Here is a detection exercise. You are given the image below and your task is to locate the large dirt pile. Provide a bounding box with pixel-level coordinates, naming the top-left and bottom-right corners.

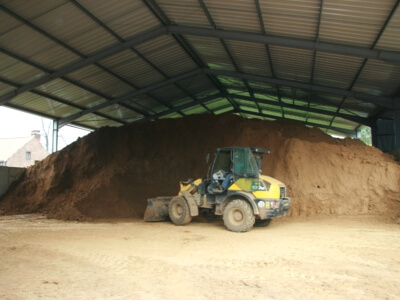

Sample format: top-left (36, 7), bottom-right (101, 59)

top-left (1, 114), bottom-right (399, 220)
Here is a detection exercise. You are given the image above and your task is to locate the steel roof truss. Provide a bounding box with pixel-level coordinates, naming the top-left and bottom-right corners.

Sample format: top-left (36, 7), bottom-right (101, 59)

top-left (167, 25), bottom-right (400, 63)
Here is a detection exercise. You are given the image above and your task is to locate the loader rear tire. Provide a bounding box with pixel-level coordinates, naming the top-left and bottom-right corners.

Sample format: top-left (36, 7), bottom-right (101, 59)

top-left (223, 199), bottom-right (255, 232)
top-left (169, 196), bottom-right (192, 225)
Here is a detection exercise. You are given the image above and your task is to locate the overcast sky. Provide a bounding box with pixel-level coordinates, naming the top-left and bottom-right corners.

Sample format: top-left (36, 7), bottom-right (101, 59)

top-left (0, 107), bottom-right (91, 153)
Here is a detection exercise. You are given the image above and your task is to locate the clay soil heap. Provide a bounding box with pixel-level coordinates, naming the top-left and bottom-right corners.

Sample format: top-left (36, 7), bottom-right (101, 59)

top-left (0, 114), bottom-right (399, 221)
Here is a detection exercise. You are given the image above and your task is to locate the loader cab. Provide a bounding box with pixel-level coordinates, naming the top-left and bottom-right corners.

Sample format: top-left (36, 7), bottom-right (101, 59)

top-left (211, 147), bottom-right (263, 176)
top-left (208, 147), bottom-right (262, 192)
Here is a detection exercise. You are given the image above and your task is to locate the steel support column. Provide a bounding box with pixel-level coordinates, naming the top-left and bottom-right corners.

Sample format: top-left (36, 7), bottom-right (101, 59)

top-left (52, 120), bottom-right (59, 153)
top-left (395, 98), bottom-right (400, 150)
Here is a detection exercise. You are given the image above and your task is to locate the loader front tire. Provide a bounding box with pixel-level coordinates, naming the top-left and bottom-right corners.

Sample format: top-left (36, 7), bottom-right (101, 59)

top-left (169, 196), bottom-right (192, 225)
top-left (223, 199), bottom-right (255, 232)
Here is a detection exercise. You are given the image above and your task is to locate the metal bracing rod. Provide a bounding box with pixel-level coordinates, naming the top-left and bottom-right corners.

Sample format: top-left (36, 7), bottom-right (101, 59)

top-left (0, 26), bottom-right (167, 105)
top-left (203, 68), bottom-right (394, 109)
top-left (59, 69), bottom-right (203, 127)
top-left (167, 25), bottom-right (400, 63)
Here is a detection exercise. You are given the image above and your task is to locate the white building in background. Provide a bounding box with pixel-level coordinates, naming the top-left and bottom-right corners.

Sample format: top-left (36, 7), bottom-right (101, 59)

top-left (0, 130), bottom-right (49, 167)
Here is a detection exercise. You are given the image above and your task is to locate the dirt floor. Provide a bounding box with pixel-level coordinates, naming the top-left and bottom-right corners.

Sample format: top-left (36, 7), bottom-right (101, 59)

top-left (1, 214), bottom-right (399, 300)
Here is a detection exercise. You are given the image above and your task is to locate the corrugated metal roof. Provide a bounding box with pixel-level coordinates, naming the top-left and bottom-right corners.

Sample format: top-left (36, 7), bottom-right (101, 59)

top-left (99, 50), bottom-right (166, 88)
top-left (0, 0), bottom-right (399, 141)
top-left (2, 0), bottom-right (68, 20)
top-left (157, 0), bottom-right (210, 27)
top-left (313, 52), bottom-right (363, 89)
top-left (10, 91), bottom-right (80, 118)
top-left (0, 9), bottom-right (21, 34)
top-left (203, 0), bottom-right (261, 32)
top-left (320, 0), bottom-right (396, 47)
top-left (0, 82), bottom-right (14, 96)
top-left (66, 26), bottom-right (118, 56)
top-left (29, 45), bottom-right (81, 70)
top-left (134, 35), bottom-right (197, 77)
top-left (80, 0), bottom-right (160, 40)
top-left (35, 79), bottom-right (106, 108)
top-left (0, 25), bottom-right (60, 59)
top-left (260, 0), bottom-right (320, 39)
top-left (269, 45), bottom-right (313, 82)
top-left (177, 75), bottom-right (216, 99)
top-left (354, 59), bottom-right (400, 96)
top-left (32, 2), bottom-right (99, 42)
top-left (377, 7), bottom-right (400, 51)
top-left (186, 35), bottom-right (235, 71)
top-left (69, 66), bottom-right (134, 98)
top-left (225, 40), bottom-right (272, 77)
top-left (0, 53), bottom-right (47, 84)
top-left (121, 94), bottom-right (160, 115)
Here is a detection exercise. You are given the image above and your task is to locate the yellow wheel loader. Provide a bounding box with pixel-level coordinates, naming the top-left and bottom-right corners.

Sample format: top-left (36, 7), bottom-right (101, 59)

top-left (144, 147), bottom-right (291, 232)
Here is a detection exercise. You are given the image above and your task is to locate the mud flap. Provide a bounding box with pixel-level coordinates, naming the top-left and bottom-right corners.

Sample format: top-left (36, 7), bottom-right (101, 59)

top-left (143, 197), bottom-right (172, 222)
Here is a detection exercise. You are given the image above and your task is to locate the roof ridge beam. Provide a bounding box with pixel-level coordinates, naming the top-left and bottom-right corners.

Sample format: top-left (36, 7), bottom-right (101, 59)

top-left (168, 25), bottom-right (400, 63)
top-left (203, 68), bottom-right (394, 110)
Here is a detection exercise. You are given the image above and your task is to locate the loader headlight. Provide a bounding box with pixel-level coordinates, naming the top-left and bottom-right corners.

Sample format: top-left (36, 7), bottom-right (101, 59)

top-left (257, 201), bottom-right (265, 208)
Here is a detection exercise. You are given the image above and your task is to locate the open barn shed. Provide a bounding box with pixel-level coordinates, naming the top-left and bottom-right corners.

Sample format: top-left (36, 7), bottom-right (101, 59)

top-left (0, 0), bottom-right (399, 152)
top-left (1, 2), bottom-right (400, 299)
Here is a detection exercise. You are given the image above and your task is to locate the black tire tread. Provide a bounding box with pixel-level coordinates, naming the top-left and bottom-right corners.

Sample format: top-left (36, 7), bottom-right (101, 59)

top-left (168, 196), bottom-right (192, 225)
top-left (223, 199), bottom-right (255, 232)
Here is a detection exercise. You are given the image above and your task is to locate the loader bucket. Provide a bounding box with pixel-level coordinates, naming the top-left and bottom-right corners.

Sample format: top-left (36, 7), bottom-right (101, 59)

top-left (143, 197), bottom-right (172, 222)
